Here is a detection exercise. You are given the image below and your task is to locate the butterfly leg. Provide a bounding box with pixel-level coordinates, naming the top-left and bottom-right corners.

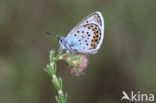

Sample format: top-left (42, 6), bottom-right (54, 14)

top-left (58, 46), bottom-right (63, 53)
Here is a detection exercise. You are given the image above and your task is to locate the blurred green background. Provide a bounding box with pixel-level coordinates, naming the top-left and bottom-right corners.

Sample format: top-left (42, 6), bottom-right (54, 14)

top-left (0, 0), bottom-right (156, 103)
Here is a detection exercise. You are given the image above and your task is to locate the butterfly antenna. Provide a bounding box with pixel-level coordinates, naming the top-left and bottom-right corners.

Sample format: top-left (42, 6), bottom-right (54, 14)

top-left (46, 32), bottom-right (61, 40)
top-left (46, 32), bottom-right (51, 35)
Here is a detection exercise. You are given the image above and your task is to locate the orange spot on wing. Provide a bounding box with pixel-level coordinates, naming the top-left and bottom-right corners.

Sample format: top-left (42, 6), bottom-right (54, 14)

top-left (95, 32), bottom-right (98, 35)
top-left (91, 43), bottom-right (95, 48)
top-left (93, 27), bottom-right (97, 32)
top-left (93, 38), bottom-right (98, 43)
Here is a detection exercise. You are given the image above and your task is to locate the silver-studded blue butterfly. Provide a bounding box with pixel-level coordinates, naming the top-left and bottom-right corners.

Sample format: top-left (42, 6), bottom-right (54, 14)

top-left (59, 11), bottom-right (104, 54)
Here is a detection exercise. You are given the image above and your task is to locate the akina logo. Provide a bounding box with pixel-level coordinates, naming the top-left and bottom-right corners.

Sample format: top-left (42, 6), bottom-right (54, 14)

top-left (121, 91), bottom-right (154, 102)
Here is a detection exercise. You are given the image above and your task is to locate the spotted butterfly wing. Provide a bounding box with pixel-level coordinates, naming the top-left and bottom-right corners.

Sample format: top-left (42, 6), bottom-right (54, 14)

top-left (64, 11), bottom-right (104, 54)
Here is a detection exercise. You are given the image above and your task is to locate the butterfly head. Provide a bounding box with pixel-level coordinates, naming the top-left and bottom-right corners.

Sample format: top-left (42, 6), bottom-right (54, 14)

top-left (58, 36), bottom-right (64, 43)
top-left (58, 36), bottom-right (73, 53)
top-left (58, 36), bottom-right (67, 49)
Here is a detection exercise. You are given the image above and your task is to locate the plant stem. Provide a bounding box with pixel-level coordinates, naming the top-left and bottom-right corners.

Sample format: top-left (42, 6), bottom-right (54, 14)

top-left (44, 50), bottom-right (67, 103)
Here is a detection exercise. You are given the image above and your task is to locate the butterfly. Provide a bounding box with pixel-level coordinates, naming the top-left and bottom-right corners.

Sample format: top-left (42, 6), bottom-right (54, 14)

top-left (58, 11), bottom-right (104, 54)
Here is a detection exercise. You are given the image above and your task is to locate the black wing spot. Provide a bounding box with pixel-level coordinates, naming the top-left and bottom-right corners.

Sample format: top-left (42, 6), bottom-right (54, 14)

top-left (82, 31), bottom-right (84, 33)
top-left (95, 39), bottom-right (98, 42)
top-left (87, 32), bottom-right (89, 34)
top-left (74, 34), bottom-right (77, 36)
top-left (77, 31), bottom-right (80, 33)
top-left (88, 34), bottom-right (90, 37)
top-left (85, 40), bottom-right (87, 42)
top-left (86, 21), bottom-right (89, 23)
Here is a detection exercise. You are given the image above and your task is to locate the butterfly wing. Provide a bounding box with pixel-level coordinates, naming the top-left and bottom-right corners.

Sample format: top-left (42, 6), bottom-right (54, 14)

top-left (65, 11), bottom-right (104, 54)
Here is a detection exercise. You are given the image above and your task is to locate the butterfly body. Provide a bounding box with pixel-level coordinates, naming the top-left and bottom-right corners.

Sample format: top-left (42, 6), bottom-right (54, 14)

top-left (59, 11), bottom-right (104, 54)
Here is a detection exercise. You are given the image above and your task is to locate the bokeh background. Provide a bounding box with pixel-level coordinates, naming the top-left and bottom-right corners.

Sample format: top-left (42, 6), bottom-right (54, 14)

top-left (0, 0), bottom-right (156, 103)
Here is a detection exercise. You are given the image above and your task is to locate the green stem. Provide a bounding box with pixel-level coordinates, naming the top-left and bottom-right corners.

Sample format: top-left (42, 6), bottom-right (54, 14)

top-left (44, 50), bottom-right (67, 103)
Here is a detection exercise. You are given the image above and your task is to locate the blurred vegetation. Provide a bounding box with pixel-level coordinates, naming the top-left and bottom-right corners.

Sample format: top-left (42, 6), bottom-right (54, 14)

top-left (0, 0), bottom-right (156, 103)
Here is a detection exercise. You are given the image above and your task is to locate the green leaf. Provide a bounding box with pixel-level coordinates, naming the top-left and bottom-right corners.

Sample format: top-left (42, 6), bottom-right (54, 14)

top-left (50, 50), bottom-right (55, 63)
top-left (54, 63), bottom-right (57, 74)
top-left (55, 52), bottom-right (61, 61)
top-left (55, 96), bottom-right (59, 103)
top-left (58, 78), bottom-right (63, 89)
top-left (47, 64), bottom-right (53, 77)
top-left (65, 93), bottom-right (68, 102)
top-left (43, 68), bottom-right (49, 74)
top-left (52, 79), bottom-right (60, 90)
top-left (59, 93), bottom-right (64, 103)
